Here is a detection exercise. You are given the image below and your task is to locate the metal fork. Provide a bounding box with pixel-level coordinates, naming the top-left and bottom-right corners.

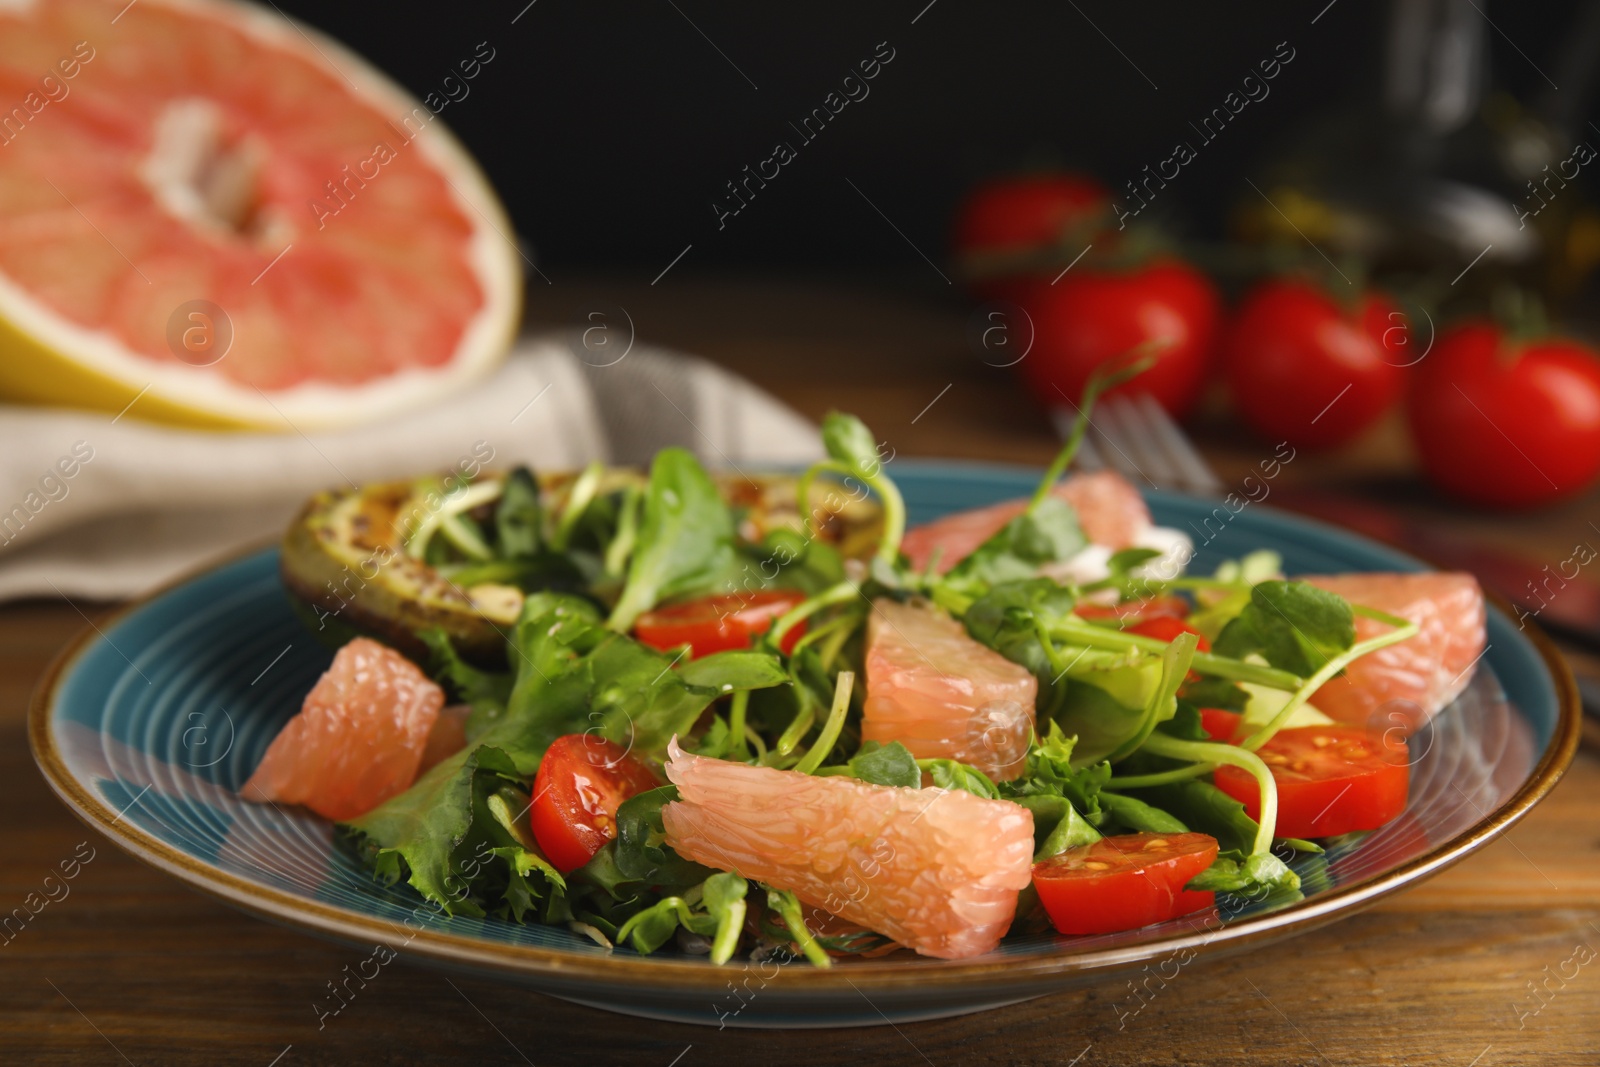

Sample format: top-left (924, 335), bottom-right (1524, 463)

top-left (1050, 393), bottom-right (1222, 497)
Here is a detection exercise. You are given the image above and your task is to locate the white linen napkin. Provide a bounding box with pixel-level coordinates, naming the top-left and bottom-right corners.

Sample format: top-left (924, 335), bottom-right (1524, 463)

top-left (0, 335), bottom-right (821, 602)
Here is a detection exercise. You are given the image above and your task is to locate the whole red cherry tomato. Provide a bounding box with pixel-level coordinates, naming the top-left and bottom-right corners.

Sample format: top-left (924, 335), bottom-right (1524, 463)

top-left (1407, 321), bottom-right (1600, 508)
top-left (1013, 260), bottom-right (1221, 418)
top-left (1223, 279), bottom-right (1407, 449)
top-left (952, 172), bottom-right (1110, 300)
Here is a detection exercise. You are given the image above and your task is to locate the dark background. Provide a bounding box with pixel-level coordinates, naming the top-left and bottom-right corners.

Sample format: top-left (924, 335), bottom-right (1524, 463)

top-left (273, 1), bottom-right (1596, 275)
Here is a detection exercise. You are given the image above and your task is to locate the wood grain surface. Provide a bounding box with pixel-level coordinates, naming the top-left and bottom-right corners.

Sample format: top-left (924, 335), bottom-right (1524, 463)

top-left (3, 277), bottom-right (1598, 1065)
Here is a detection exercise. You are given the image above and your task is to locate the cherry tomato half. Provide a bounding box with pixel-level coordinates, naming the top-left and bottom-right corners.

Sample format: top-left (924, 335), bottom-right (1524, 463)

top-left (633, 590), bottom-right (807, 659)
top-left (1213, 725), bottom-right (1408, 839)
top-left (530, 735), bottom-right (660, 874)
top-left (1073, 594), bottom-right (1191, 622)
top-left (1198, 707), bottom-right (1243, 742)
top-left (1125, 616), bottom-right (1210, 650)
top-left (1223, 279), bottom-right (1406, 449)
top-left (1407, 321), bottom-right (1600, 508)
top-left (1033, 832), bottom-right (1219, 936)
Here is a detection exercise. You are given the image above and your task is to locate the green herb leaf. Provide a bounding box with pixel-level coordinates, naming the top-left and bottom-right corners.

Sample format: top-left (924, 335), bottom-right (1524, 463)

top-left (607, 448), bottom-right (736, 631)
top-left (940, 498), bottom-right (1087, 598)
top-left (496, 466), bottom-right (544, 558)
top-left (841, 740), bottom-right (921, 789)
top-left (917, 759), bottom-right (1000, 799)
top-left (1015, 794), bottom-right (1102, 860)
top-left (1098, 792), bottom-right (1189, 835)
top-left (677, 650), bottom-right (789, 693)
top-left (1213, 580), bottom-right (1356, 676)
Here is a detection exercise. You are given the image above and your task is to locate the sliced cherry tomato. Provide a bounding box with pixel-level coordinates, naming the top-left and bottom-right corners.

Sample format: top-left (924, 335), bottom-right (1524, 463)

top-left (530, 735), bottom-right (661, 874)
top-left (1213, 725), bottom-right (1408, 838)
top-left (1407, 321), bottom-right (1600, 508)
top-left (633, 590), bottom-right (807, 658)
top-left (1033, 832), bottom-right (1219, 936)
top-left (1073, 595), bottom-right (1191, 622)
top-left (1124, 616), bottom-right (1210, 650)
top-left (1198, 707), bottom-right (1243, 742)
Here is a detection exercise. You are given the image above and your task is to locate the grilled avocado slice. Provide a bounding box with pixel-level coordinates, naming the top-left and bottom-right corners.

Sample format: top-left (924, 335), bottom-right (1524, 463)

top-left (279, 468), bottom-right (882, 665)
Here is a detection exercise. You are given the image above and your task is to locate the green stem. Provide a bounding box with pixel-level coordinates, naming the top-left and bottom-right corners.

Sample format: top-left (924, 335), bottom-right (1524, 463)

top-left (552, 460), bottom-right (604, 551)
top-left (794, 671), bottom-right (855, 775)
top-left (1029, 346), bottom-right (1159, 512)
top-left (1106, 763), bottom-right (1213, 789)
top-left (1048, 618), bottom-right (1304, 690)
top-left (709, 899), bottom-right (746, 965)
top-left (726, 689), bottom-right (750, 761)
top-left (602, 485), bottom-right (642, 578)
top-left (1238, 606), bottom-right (1419, 752)
top-left (1140, 732), bottom-right (1278, 854)
top-left (767, 888), bottom-right (832, 968)
top-left (770, 580), bottom-right (859, 646)
top-left (404, 479), bottom-right (504, 559)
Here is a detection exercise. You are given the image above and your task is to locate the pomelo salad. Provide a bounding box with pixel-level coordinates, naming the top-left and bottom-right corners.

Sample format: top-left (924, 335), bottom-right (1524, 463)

top-left (245, 379), bottom-right (1485, 965)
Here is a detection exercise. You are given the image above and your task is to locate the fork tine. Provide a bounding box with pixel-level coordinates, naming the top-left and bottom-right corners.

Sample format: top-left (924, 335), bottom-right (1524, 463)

top-left (1074, 432), bottom-right (1106, 472)
top-left (1090, 397), bottom-right (1161, 490)
top-left (1106, 395), bottom-right (1185, 490)
top-left (1132, 393), bottom-right (1223, 496)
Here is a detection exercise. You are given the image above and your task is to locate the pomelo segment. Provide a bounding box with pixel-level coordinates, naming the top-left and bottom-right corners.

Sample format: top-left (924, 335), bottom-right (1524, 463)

top-left (243, 637), bottom-right (444, 820)
top-left (0, 0), bottom-right (520, 429)
top-left (901, 471), bottom-right (1151, 575)
top-left (1303, 572), bottom-right (1486, 731)
top-left (661, 740), bottom-right (1035, 960)
top-left (862, 598), bottom-right (1037, 781)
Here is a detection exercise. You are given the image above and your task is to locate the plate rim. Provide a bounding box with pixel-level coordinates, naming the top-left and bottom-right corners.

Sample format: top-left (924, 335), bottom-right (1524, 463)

top-left (28, 467), bottom-right (1582, 995)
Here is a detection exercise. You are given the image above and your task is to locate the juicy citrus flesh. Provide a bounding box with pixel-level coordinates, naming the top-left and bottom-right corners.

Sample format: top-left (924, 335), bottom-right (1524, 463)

top-left (0, 0), bottom-right (516, 427)
top-left (900, 471), bottom-right (1151, 575)
top-left (1303, 572), bottom-right (1486, 731)
top-left (660, 740), bottom-right (1035, 960)
top-left (862, 598), bottom-right (1037, 781)
top-left (243, 637), bottom-right (444, 821)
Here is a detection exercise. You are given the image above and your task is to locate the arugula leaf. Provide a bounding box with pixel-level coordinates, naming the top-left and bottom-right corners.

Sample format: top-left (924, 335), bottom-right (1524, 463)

top-left (1186, 850), bottom-right (1301, 897)
top-left (342, 743), bottom-right (535, 915)
top-left (417, 627), bottom-right (512, 727)
top-left (999, 723), bottom-right (1111, 816)
top-left (495, 466), bottom-right (544, 557)
top-left (1128, 778), bottom-right (1260, 857)
top-left (1098, 792), bottom-right (1189, 835)
top-left (607, 448), bottom-right (736, 631)
top-left (1015, 794), bottom-right (1102, 860)
top-left (1213, 580), bottom-right (1355, 676)
top-left (839, 740), bottom-right (921, 789)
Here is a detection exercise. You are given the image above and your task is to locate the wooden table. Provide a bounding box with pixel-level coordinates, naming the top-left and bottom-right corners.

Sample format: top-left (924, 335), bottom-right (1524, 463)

top-left (4, 277), bottom-right (1598, 1065)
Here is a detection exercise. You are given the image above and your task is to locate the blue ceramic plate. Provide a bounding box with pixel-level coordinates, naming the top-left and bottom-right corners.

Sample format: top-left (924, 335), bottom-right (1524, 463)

top-left (31, 462), bottom-right (1579, 1028)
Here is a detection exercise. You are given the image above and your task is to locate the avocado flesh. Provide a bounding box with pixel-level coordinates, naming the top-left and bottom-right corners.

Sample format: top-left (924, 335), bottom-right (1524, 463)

top-left (279, 470), bottom-right (882, 666)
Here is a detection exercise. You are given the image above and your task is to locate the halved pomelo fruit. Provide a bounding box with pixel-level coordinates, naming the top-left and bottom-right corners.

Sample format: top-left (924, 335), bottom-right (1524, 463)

top-left (243, 637), bottom-right (444, 820)
top-left (1303, 572), bottom-right (1486, 731)
top-left (660, 739), bottom-right (1035, 959)
top-left (901, 471), bottom-right (1151, 575)
top-left (861, 598), bottom-right (1036, 781)
top-left (0, 0), bottom-right (520, 429)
